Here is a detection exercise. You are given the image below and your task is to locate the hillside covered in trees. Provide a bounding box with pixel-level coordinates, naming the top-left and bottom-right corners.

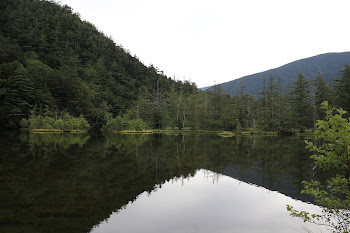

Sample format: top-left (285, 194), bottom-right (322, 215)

top-left (1, 0), bottom-right (349, 134)
top-left (206, 52), bottom-right (350, 96)
top-left (0, 0), bottom-right (196, 129)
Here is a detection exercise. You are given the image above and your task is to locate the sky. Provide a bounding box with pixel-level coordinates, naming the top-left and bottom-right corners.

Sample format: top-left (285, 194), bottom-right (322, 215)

top-left (59, 0), bottom-right (350, 88)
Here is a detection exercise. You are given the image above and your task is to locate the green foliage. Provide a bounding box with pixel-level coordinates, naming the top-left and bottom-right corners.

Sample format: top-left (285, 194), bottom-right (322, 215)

top-left (19, 118), bottom-right (28, 128)
top-left (287, 101), bottom-right (350, 233)
top-left (105, 116), bottom-right (125, 131)
top-left (110, 69), bottom-right (346, 133)
top-left (313, 72), bottom-right (331, 122)
top-left (22, 110), bottom-right (90, 131)
top-left (102, 115), bottom-right (146, 131)
top-left (1, 0), bottom-right (349, 134)
top-left (127, 119), bottom-right (145, 131)
top-left (258, 75), bottom-right (288, 132)
top-left (0, 63), bottom-right (35, 127)
top-left (334, 65), bottom-right (350, 113)
top-left (289, 73), bottom-right (313, 131)
top-left (0, 0), bottom-right (182, 129)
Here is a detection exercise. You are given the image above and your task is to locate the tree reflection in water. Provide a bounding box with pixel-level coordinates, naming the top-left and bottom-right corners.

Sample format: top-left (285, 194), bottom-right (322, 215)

top-left (0, 132), bottom-right (327, 233)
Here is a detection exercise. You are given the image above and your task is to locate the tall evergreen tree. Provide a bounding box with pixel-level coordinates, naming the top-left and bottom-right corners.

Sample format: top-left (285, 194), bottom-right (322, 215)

top-left (259, 75), bottom-right (280, 130)
top-left (334, 65), bottom-right (350, 113)
top-left (312, 71), bottom-right (330, 123)
top-left (0, 63), bottom-right (35, 127)
top-left (288, 73), bottom-right (312, 131)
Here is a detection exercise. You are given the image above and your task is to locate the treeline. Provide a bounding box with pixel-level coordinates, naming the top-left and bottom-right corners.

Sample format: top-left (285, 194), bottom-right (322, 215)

top-left (0, 0), bottom-right (191, 129)
top-left (112, 66), bottom-right (350, 133)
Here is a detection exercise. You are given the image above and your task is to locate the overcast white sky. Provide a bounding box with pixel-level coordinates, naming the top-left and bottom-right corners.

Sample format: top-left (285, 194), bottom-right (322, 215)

top-left (59, 0), bottom-right (350, 87)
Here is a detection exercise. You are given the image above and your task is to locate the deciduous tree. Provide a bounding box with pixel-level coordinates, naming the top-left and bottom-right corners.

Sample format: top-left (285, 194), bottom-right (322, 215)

top-left (287, 102), bottom-right (350, 233)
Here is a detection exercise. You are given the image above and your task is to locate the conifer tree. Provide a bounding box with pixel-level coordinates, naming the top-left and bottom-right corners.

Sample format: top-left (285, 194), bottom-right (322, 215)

top-left (334, 65), bottom-right (350, 113)
top-left (288, 73), bottom-right (312, 131)
top-left (312, 71), bottom-right (330, 122)
top-left (1, 63), bottom-right (34, 127)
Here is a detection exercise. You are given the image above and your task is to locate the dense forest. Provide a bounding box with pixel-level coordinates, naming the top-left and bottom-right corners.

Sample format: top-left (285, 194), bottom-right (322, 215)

top-left (0, 0), bottom-right (349, 134)
top-left (0, 0), bottom-right (196, 129)
top-left (112, 66), bottom-right (349, 134)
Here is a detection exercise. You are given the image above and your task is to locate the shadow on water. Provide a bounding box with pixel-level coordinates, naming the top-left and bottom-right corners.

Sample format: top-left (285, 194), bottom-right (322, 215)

top-left (0, 132), bottom-right (321, 233)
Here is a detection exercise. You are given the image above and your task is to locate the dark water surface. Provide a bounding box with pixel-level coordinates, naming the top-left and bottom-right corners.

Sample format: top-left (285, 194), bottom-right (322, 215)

top-left (0, 132), bottom-right (329, 233)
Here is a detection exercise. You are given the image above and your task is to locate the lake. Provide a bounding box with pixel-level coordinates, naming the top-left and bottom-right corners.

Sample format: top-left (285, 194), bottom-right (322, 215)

top-left (0, 132), bottom-right (329, 233)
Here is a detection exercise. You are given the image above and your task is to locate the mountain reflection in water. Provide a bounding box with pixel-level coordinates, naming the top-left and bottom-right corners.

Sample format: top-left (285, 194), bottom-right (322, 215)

top-left (0, 132), bottom-right (330, 233)
top-left (91, 169), bottom-right (327, 233)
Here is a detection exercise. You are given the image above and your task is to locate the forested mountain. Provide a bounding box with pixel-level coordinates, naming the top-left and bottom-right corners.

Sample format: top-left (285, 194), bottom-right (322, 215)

top-left (208, 52), bottom-right (350, 96)
top-left (1, 0), bottom-right (349, 134)
top-left (0, 0), bottom-right (196, 129)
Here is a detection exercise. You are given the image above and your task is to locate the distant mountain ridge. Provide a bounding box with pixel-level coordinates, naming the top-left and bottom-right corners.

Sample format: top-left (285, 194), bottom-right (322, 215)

top-left (209, 52), bottom-right (350, 96)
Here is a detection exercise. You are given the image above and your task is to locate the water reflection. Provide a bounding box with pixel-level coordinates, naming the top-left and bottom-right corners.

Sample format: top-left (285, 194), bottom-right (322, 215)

top-left (91, 169), bottom-right (327, 233)
top-left (0, 133), bottom-right (328, 233)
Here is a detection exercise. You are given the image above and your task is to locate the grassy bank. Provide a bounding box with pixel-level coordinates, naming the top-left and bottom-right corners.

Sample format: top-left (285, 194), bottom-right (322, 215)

top-left (27, 129), bottom-right (88, 134)
top-left (111, 129), bottom-right (279, 136)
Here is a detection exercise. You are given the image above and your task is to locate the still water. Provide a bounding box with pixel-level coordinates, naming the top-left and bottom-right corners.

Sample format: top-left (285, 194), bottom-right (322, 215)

top-left (0, 132), bottom-right (329, 233)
